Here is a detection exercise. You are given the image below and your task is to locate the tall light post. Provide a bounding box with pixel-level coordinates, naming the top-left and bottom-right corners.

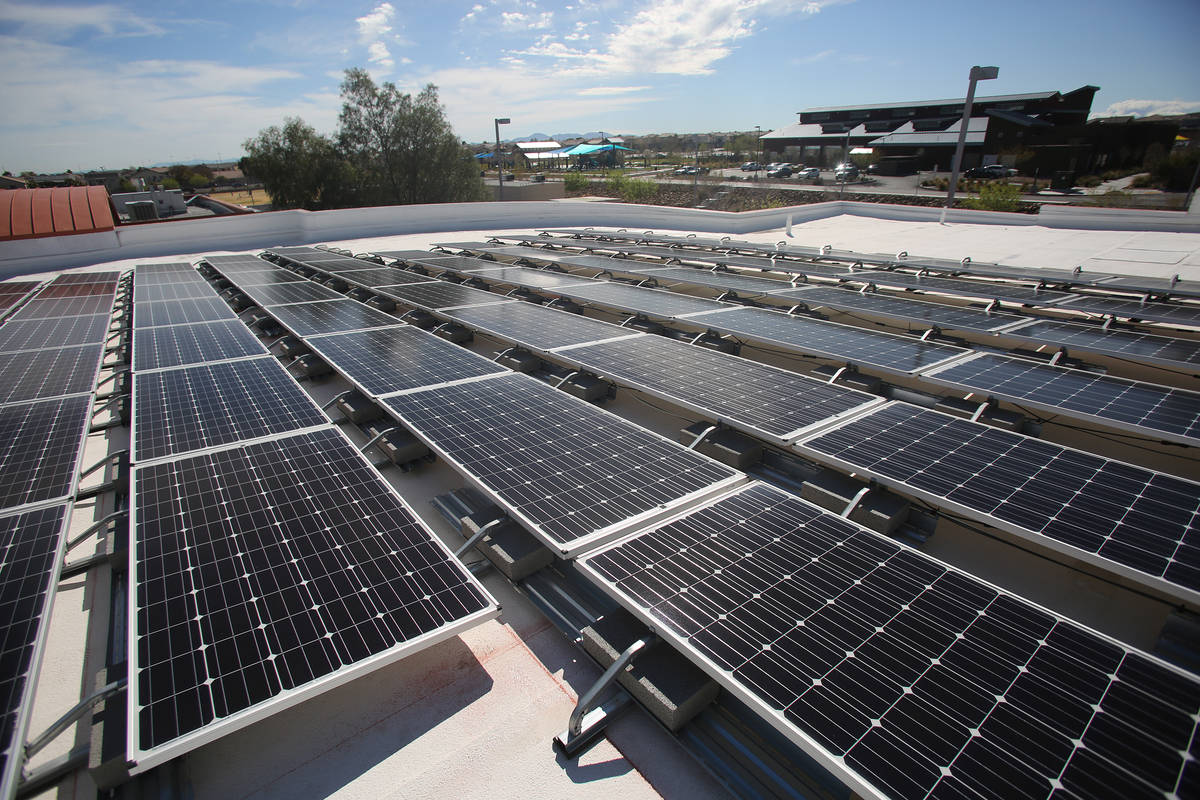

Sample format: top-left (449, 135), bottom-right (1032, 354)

top-left (754, 125), bottom-right (762, 181)
top-left (494, 117), bottom-right (510, 201)
top-left (941, 65), bottom-right (998, 223)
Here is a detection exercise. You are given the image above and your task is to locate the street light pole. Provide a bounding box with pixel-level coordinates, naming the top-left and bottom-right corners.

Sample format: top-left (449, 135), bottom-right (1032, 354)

top-left (754, 125), bottom-right (762, 181)
top-left (494, 117), bottom-right (510, 201)
top-left (941, 65), bottom-right (998, 223)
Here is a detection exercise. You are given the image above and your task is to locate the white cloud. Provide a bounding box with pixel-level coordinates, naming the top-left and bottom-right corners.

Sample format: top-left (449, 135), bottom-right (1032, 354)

top-left (357, 2), bottom-right (396, 74)
top-left (1098, 99), bottom-right (1200, 118)
top-left (0, 0), bottom-right (163, 37)
top-left (793, 48), bottom-right (834, 65)
top-left (500, 10), bottom-right (553, 30)
top-left (578, 85), bottom-right (651, 96)
top-left (0, 36), bottom-right (335, 171)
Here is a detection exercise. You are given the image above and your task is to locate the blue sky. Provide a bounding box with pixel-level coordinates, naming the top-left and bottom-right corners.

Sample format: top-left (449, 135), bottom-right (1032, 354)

top-left (2, 0), bottom-right (1198, 172)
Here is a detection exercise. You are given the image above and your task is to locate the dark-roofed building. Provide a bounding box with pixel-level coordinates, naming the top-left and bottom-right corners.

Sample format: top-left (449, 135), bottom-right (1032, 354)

top-left (764, 86), bottom-right (1104, 174)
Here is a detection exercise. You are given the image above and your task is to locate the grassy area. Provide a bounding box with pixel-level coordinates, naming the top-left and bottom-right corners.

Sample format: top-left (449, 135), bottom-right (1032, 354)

top-left (206, 188), bottom-right (272, 207)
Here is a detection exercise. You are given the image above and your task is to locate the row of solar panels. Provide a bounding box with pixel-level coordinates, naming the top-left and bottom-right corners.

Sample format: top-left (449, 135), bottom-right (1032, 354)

top-left (126, 264), bottom-right (498, 772)
top-left (489, 232), bottom-right (1200, 328)
top-left (212, 247), bottom-right (1200, 800)
top-left (464, 241), bottom-right (1200, 371)
top-left (379, 247), bottom-right (1200, 451)
top-left (0, 272), bottom-right (122, 800)
top-left (266, 246), bottom-right (1200, 610)
top-left (536, 227), bottom-right (1200, 300)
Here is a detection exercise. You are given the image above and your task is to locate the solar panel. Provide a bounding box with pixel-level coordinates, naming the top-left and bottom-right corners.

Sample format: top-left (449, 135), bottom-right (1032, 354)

top-left (0, 504), bottom-right (72, 800)
top-left (326, 268), bottom-right (434, 288)
top-left (578, 481), bottom-right (1200, 800)
top-left (35, 281), bottom-right (118, 299)
top-left (556, 335), bottom-right (884, 442)
top-left (375, 249), bottom-right (451, 262)
top-left (0, 344), bottom-right (106, 404)
top-left (201, 255), bottom-right (275, 272)
top-left (219, 269), bottom-right (307, 288)
top-left (550, 281), bottom-right (730, 318)
top-left (775, 286), bottom-right (1029, 334)
top-left (403, 254), bottom-right (499, 273)
top-left (240, 281), bottom-right (344, 307)
top-left (133, 356), bottom-right (331, 462)
top-left (0, 313), bottom-right (111, 352)
top-left (133, 320), bottom-right (269, 372)
top-left (265, 299), bottom-right (402, 337)
top-left (379, 282), bottom-right (512, 311)
top-left (475, 246), bottom-right (630, 274)
top-left (0, 281), bottom-right (43, 296)
top-left (381, 373), bottom-right (743, 556)
top-left (1097, 274), bottom-right (1200, 298)
top-left (439, 300), bottom-right (640, 352)
top-left (624, 266), bottom-right (801, 295)
top-left (1005, 319), bottom-right (1200, 369)
top-left (9, 294), bottom-right (116, 320)
top-left (133, 298), bottom-right (239, 328)
top-left (1054, 294), bottom-right (1200, 327)
top-left (0, 396), bottom-right (92, 511)
top-left (797, 402), bottom-right (1200, 603)
top-left (688, 306), bottom-right (971, 375)
top-left (467, 266), bottom-right (592, 290)
top-left (133, 263), bottom-right (197, 276)
top-left (129, 428), bottom-right (497, 770)
top-left (52, 271), bottom-right (123, 284)
top-left (304, 326), bottom-right (508, 398)
top-left (133, 282), bottom-right (222, 304)
top-left (132, 271), bottom-right (208, 287)
top-left (844, 271), bottom-right (1074, 305)
top-left (920, 352), bottom-right (1200, 446)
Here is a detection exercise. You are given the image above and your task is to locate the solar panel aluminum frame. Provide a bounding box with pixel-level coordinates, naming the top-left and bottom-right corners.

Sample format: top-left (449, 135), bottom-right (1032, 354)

top-left (575, 480), bottom-right (1200, 800)
top-left (840, 271), bottom-right (1077, 308)
top-left (684, 308), bottom-right (978, 377)
top-left (916, 351), bottom-right (1200, 448)
top-left (124, 426), bottom-right (500, 774)
top-left (0, 503), bottom-right (73, 800)
top-left (381, 375), bottom-right (749, 559)
top-left (791, 401), bottom-right (1200, 608)
top-left (548, 336), bottom-right (888, 445)
top-left (775, 286), bottom-right (1034, 335)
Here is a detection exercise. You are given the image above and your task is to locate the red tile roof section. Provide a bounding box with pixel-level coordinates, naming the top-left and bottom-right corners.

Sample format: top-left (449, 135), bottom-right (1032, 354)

top-left (0, 186), bottom-right (117, 242)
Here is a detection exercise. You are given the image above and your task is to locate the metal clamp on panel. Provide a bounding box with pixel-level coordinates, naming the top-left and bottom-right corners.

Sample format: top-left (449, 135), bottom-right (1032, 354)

top-left (841, 485), bottom-right (872, 519)
top-left (686, 424), bottom-right (720, 451)
top-left (554, 635), bottom-right (656, 757)
top-left (359, 426), bottom-right (399, 454)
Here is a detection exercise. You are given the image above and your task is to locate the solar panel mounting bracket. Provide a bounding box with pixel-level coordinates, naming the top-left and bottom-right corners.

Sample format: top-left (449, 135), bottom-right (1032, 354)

top-left (455, 516), bottom-right (507, 558)
top-left (554, 634), bottom-right (655, 757)
top-left (840, 484), bottom-right (872, 518)
top-left (686, 424), bottom-right (720, 451)
top-left (23, 679), bottom-right (125, 765)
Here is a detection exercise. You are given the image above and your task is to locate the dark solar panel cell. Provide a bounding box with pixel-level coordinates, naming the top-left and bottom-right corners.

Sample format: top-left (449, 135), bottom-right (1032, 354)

top-left (305, 326), bottom-right (507, 397)
top-left (133, 298), bottom-right (238, 328)
top-left (329, 268), bottom-right (434, 288)
top-left (382, 373), bottom-right (740, 554)
top-left (553, 281), bottom-right (728, 318)
top-left (925, 353), bottom-right (1200, 444)
top-left (1011, 320), bottom-right (1200, 367)
top-left (0, 396), bottom-right (91, 510)
top-left (132, 428), bottom-right (494, 759)
top-left (801, 402), bottom-right (1200, 599)
top-left (241, 281), bottom-right (344, 307)
top-left (10, 295), bottom-right (115, 320)
top-left (133, 320), bottom-right (268, 371)
top-left (439, 301), bottom-right (632, 351)
top-left (0, 504), bottom-right (70, 800)
top-left (266, 299), bottom-right (401, 336)
top-left (845, 271), bottom-right (1072, 305)
top-left (133, 357), bottom-right (330, 461)
top-left (133, 282), bottom-right (219, 303)
top-left (470, 266), bottom-right (590, 290)
top-left (0, 344), bottom-right (105, 404)
top-left (780, 287), bottom-right (1025, 333)
top-left (381, 282), bottom-right (510, 311)
top-left (1057, 295), bottom-right (1200, 326)
top-left (0, 314), bottom-right (110, 352)
top-left (35, 282), bottom-right (118, 299)
top-left (691, 306), bottom-right (968, 374)
top-left (581, 482), bottom-right (1200, 800)
top-left (221, 270), bottom-right (307, 288)
top-left (559, 335), bottom-right (879, 440)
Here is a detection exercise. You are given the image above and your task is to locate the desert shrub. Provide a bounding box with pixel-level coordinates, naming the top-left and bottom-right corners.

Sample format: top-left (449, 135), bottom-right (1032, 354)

top-left (1075, 175), bottom-right (1102, 187)
top-left (563, 172), bottom-right (590, 192)
top-left (960, 182), bottom-right (1022, 212)
top-left (619, 179), bottom-right (657, 203)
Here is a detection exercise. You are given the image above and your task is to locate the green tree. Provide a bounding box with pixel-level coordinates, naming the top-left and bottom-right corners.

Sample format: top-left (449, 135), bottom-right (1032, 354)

top-left (336, 68), bottom-right (486, 205)
top-left (162, 177), bottom-right (180, 190)
top-left (118, 178), bottom-right (136, 192)
top-left (187, 173), bottom-right (208, 189)
top-left (241, 118), bottom-right (351, 210)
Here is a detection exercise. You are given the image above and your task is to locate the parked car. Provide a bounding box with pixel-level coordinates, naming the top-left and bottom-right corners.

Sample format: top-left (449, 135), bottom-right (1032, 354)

top-left (766, 165), bottom-right (793, 178)
top-left (834, 163), bottom-right (859, 181)
top-left (796, 167), bottom-right (820, 180)
top-left (740, 162), bottom-right (760, 172)
top-left (964, 164), bottom-right (1015, 179)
